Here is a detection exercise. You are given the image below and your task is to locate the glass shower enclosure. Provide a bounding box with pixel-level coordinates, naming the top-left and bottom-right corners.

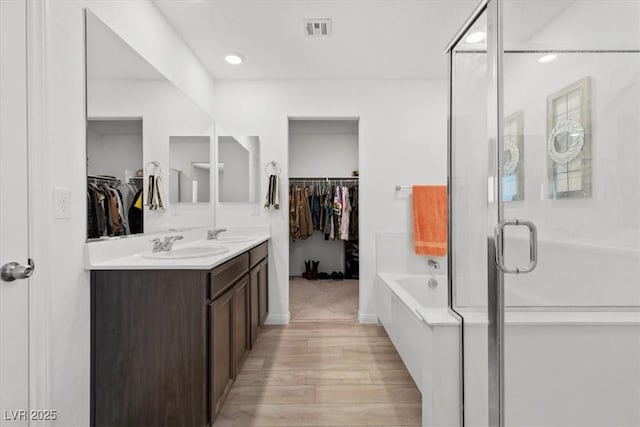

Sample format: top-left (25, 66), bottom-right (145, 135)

top-left (447, 1), bottom-right (640, 425)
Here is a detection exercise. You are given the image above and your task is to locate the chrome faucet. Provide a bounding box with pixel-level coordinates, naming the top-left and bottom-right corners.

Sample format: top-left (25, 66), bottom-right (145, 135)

top-left (151, 235), bottom-right (184, 253)
top-left (207, 228), bottom-right (227, 240)
top-left (428, 259), bottom-right (440, 269)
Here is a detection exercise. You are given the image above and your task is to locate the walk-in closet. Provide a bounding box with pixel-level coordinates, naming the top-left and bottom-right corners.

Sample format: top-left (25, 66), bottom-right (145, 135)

top-left (288, 119), bottom-right (359, 321)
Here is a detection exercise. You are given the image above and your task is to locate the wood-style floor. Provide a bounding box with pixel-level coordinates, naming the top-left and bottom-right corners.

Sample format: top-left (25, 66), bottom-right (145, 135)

top-left (214, 281), bottom-right (422, 426)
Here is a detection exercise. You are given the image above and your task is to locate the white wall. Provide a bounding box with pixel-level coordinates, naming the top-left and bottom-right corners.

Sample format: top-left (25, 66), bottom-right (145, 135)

top-left (289, 119), bottom-right (359, 177)
top-left (214, 80), bottom-right (447, 323)
top-left (290, 234), bottom-right (346, 277)
top-left (30, 1), bottom-right (216, 425)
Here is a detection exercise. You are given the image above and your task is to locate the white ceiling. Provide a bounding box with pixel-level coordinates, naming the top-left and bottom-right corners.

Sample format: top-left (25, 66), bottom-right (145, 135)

top-left (87, 1), bottom-right (587, 82)
top-left (154, 0), bottom-right (480, 80)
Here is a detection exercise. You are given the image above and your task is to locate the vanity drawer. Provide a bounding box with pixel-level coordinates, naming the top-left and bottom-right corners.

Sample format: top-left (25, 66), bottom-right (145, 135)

top-left (249, 242), bottom-right (268, 269)
top-left (211, 253), bottom-right (249, 300)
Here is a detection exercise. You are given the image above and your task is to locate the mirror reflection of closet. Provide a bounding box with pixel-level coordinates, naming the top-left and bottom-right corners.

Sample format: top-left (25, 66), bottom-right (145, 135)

top-left (86, 10), bottom-right (216, 241)
top-left (87, 119), bottom-right (144, 239)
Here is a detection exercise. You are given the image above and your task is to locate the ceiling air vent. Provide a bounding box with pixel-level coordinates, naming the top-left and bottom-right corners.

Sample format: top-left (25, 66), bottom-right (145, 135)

top-left (304, 19), bottom-right (332, 37)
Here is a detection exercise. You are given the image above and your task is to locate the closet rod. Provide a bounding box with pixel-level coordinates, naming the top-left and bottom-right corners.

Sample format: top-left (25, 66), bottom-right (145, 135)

top-left (289, 177), bottom-right (358, 181)
top-left (88, 175), bottom-right (121, 186)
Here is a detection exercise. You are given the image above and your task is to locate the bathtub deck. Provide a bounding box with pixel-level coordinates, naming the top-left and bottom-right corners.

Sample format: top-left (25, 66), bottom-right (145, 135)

top-left (214, 321), bottom-right (422, 426)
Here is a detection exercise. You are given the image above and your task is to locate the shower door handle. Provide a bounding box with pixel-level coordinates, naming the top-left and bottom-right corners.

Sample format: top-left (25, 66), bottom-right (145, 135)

top-left (494, 219), bottom-right (537, 274)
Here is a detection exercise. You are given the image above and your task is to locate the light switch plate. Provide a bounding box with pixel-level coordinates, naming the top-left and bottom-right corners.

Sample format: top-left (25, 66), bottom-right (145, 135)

top-left (54, 187), bottom-right (72, 219)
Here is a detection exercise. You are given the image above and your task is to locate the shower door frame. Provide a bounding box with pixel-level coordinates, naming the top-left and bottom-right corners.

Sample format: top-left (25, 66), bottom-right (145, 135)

top-left (446, 0), bottom-right (506, 426)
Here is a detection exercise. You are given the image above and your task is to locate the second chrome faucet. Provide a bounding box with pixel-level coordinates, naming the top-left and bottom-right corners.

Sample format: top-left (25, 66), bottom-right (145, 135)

top-left (207, 228), bottom-right (227, 240)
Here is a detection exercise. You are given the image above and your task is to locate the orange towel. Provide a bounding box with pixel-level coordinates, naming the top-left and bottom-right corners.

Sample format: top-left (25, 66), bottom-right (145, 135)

top-left (412, 185), bottom-right (448, 256)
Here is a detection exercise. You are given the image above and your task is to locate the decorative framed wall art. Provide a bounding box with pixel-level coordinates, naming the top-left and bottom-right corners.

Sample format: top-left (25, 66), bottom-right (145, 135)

top-left (546, 77), bottom-right (592, 199)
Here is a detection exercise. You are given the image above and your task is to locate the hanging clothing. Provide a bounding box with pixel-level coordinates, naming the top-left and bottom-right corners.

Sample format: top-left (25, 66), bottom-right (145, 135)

top-left (349, 185), bottom-right (359, 240)
top-left (300, 186), bottom-right (313, 239)
top-left (324, 186), bottom-right (334, 240)
top-left (311, 186), bottom-right (321, 230)
top-left (289, 185), bottom-right (300, 240)
top-left (128, 188), bottom-right (144, 235)
top-left (113, 188), bottom-right (129, 235)
top-left (87, 190), bottom-right (99, 239)
top-left (288, 181), bottom-right (358, 243)
top-left (103, 186), bottom-right (122, 236)
top-left (87, 181), bottom-right (129, 238)
top-left (318, 191), bottom-right (325, 232)
top-left (332, 186), bottom-right (342, 240)
top-left (340, 186), bottom-right (351, 241)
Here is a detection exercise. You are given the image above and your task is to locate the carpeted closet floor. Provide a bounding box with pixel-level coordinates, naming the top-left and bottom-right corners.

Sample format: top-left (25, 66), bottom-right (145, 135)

top-left (289, 277), bottom-right (359, 322)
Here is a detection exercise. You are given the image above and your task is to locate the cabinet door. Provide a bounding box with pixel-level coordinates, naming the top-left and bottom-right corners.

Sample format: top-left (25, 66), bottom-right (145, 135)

top-left (92, 271), bottom-right (208, 427)
top-left (233, 276), bottom-right (250, 376)
top-left (259, 258), bottom-right (269, 325)
top-left (249, 265), bottom-right (260, 349)
top-left (210, 288), bottom-right (234, 421)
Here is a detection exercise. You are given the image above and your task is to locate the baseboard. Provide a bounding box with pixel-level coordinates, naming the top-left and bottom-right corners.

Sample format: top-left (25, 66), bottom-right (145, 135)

top-left (264, 312), bottom-right (290, 325)
top-left (358, 312), bottom-right (379, 324)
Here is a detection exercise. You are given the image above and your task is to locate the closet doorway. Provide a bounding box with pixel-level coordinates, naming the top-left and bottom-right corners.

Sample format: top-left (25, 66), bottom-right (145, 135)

top-left (288, 119), bottom-right (359, 322)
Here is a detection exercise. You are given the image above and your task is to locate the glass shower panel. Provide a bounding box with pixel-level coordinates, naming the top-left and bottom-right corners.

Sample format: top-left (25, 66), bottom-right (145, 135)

top-left (501, 1), bottom-right (640, 425)
top-left (450, 11), bottom-right (495, 426)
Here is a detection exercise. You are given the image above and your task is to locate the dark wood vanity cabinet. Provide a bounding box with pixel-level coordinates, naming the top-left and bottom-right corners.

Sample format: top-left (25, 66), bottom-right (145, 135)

top-left (248, 243), bottom-right (269, 349)
top-left (249, 266), bottom-right (260, 348)
top-left (210, 284), bottom-right (234, 418)
top-left (91, 270), bottom-right (209, 427)
top-left (232, 276), bottom-right (250, 376)
top-left (91, 241), bottom-right (268, 427)
top-left (259, 258), bottom-right (269, 325)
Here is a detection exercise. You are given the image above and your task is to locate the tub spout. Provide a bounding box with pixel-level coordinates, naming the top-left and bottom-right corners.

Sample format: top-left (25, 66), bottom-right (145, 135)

top-left (428, 259), bottom-right (440, 269)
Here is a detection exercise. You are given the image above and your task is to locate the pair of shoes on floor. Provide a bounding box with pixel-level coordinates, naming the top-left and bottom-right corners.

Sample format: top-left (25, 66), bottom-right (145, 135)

top-left (302, 260), bottom-right (320, 280)
top-left (329, 271), bottom-right (344, 281)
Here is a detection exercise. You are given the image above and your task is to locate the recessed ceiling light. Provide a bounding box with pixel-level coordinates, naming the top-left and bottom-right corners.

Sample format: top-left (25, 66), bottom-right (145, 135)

top-left (225, 54), bottom-right (244, 65)
top-left (465, 31), bottom-right (486, 44)
top-left (538, 53), bottom-right (558, 63)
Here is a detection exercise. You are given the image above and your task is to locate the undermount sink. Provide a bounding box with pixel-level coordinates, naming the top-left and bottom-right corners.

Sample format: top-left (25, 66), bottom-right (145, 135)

top-left (207, 236), bottom-right (254, 244)
top-left (143, 246), bottom-right (229, 260)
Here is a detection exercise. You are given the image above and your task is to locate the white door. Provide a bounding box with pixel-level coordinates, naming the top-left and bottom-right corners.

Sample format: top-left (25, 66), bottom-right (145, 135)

top-left (0, 0), bottom-right (32, 425)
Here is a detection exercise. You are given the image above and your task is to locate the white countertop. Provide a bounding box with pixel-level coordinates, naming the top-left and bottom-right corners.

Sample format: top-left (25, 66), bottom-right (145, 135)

top-left (85, 226), bottom-right (270, 270)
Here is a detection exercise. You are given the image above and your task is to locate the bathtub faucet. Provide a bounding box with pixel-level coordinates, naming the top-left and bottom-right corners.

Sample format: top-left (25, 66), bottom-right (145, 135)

top-left (427, 259), bottom-right (440, 269)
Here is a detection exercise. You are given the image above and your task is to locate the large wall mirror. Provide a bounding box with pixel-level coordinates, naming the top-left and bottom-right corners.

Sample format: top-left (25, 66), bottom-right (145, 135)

top-left (85, 10), bottom-right (215, 241)
top-left (217, 135), bottom-right (261, 204)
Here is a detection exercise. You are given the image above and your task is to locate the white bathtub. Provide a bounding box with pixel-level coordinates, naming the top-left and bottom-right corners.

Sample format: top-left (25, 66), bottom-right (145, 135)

top-left (377, 273), bottom-right (461, 427)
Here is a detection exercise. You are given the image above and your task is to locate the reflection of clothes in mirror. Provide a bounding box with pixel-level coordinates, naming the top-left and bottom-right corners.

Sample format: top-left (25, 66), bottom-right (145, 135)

top-left (87, 181), bottom-right (143, 239)
top-left (128, 189), bottom-right (144, 235)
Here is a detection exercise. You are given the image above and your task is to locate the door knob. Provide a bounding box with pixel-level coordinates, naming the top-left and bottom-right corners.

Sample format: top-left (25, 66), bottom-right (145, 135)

top-left (1, 258), bottom-right (35, 282)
